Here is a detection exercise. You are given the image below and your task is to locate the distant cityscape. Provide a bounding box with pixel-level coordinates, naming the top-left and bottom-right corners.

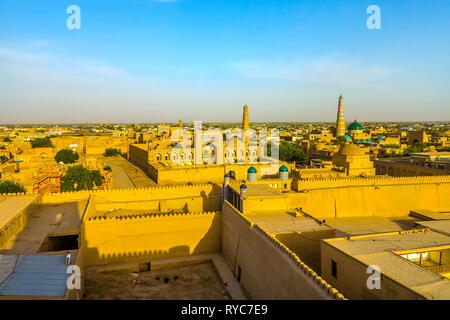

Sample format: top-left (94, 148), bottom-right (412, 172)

top-left (1, 0), bottom-right (450, 304)
top-left (1, 98), bottom-right (449, 300)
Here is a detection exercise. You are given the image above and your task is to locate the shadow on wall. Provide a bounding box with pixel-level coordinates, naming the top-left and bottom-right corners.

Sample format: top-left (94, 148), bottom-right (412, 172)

top-left (82, 213), bottom-right (222, 267)
top-left (193, 213), bottom-right (221, 254)
top-left (0, 201), bottom-right (85, 255)
top-left (275, 229), bottom-right (335, 274)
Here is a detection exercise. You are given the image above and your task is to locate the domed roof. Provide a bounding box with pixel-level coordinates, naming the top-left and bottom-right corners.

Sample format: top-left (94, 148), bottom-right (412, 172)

top-left (279, 165), bottom-right (288, 172)
top-left (348, 121), bottom-right (364, 131)
top-left (344, 135), bottom-right (352, 140)
top-left (247, 166), bottom-right (257, 173)
top-left (339, 144), bottom-right (366, 156)
top-left (376, 136), bottom-right (385, 141)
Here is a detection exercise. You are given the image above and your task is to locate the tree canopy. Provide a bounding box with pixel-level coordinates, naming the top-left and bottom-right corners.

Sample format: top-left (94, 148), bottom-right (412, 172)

top-left (382, 142), bottom-right (427, 158)
top-left (267, 141), bottom-right (308, 163)
top-left (55, 149), bottom-right (79, 164)
top-left (333, 136), bottom-right (348, 147)
top-left (104, 148), bottom-right (121, 157)
top-left (404, 142), bottom-right (426, 155)
top-left (60, 165), bottom-right (103, 192)
top-left (30, 137), bottom-right (53, 148)
top-left (0, 180), bottom-right (26, 194)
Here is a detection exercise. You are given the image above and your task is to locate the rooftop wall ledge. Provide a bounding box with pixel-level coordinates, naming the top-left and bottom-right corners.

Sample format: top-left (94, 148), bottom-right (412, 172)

top-left (335, 293), bottom-right (346, 300)
top-left (329, 288), bottom-right (339, 295)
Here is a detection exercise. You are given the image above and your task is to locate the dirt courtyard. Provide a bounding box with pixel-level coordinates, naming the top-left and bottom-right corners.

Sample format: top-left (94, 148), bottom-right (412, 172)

top-left (83, 262), bottom-right (231, 300)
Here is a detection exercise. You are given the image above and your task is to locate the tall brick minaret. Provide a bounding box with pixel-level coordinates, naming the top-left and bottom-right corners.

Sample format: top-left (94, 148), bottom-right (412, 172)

top-left (336, 95), bottom-right (346, 137)
top-left (242, 105), bottom-right (250, 132)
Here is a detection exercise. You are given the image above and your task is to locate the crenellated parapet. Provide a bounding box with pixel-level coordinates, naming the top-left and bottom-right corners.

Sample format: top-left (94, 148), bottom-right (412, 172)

top-left (251, 223), bottom-right (345, 300)
top-left (222, 199), bottom-right (345, 300)
top-left (223, 200), bottom-right (252, 226)
top-left (86, 210), bottom-right (220, 222)
top-left (39, 183), bottom-right (221, 204)
top-left (0, 192), bottom-right (38, 197)
top-left (295, 174), bottom-right (450, 191)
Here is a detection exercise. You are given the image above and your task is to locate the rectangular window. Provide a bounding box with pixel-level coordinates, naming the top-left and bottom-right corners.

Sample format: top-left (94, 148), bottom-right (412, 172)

top-left (139, 262), bottom-right (151, 272)
top-left (237, 266), bottom-right (242, 282)
top-left (331, 260), bottom-right (337, 278)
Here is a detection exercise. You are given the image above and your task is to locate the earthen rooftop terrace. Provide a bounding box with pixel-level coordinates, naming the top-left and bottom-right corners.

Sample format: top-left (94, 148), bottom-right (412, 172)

top-left (323, 229), bottom-right (450, 299)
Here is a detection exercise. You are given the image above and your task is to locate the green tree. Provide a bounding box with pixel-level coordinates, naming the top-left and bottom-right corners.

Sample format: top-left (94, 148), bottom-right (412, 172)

top-left (333, 136), bottom-right (348, 147)
top-left (60, 165), bottom-right (103, 192)
top-left (55, 149), bottom-right (79, 164)
top-left (104, 148), bottom-right (121, 157)
top-left (2, 137), bottom-right (12, 142)
top-left (0, 155), bottom-right (8, 163)
top-left (267, 141), bottom-right (307, 163)
top-left (90, 170), bottom-right (103, 186)
top-left (404, 142), bottom-right (426, 155)
top-left (0, 180), bottom-right (26, 194)
top-left (103, 165), bottom-right (112, 172)
top-left (31, 137), bottom-right (53, 148)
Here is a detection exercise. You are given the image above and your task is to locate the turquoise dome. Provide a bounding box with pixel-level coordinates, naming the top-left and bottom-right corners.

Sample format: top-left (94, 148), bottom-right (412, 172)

top-left (279, 165), bottom-right (288, 172)
top-left (376, 137), bottom-right (385, 141)
top-left (344, 135), bottom-right (352, 140)
top-left (348, 121), bottom-right (364, 131)
top-left (248, 166), bottom-right (257, 173)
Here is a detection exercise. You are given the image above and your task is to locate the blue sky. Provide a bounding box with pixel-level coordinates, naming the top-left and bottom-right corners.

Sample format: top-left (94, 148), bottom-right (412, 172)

top-left (0, 0), bottom-right (449, 124)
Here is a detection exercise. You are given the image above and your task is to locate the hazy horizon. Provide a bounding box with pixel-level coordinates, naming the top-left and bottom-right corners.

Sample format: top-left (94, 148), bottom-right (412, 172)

top-left (1, 0), bottom-right (449, 123)
top-left (1, 120), bottom-right (449, 127)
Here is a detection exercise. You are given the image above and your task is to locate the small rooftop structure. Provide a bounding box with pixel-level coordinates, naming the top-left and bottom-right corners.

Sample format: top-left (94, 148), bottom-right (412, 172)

top-left (322, 228), bottom-right (450, 299)
top-left (0, 254), bottom-right (75, 298)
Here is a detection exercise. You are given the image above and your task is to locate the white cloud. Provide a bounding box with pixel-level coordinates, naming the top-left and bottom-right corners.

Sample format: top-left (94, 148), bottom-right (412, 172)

top-left (0, 45), bottom-right (448, 123)
top-left (228, 53), bottom-right (396, 87)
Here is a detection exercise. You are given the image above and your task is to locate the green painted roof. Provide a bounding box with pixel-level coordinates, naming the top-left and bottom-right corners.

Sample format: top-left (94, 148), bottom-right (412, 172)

top-left (279, 165), bottom-right (288, 172)
top-left (348, 121), bottom-right (364, 131)
top-left (248, 166), bottom-right (257, 173)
